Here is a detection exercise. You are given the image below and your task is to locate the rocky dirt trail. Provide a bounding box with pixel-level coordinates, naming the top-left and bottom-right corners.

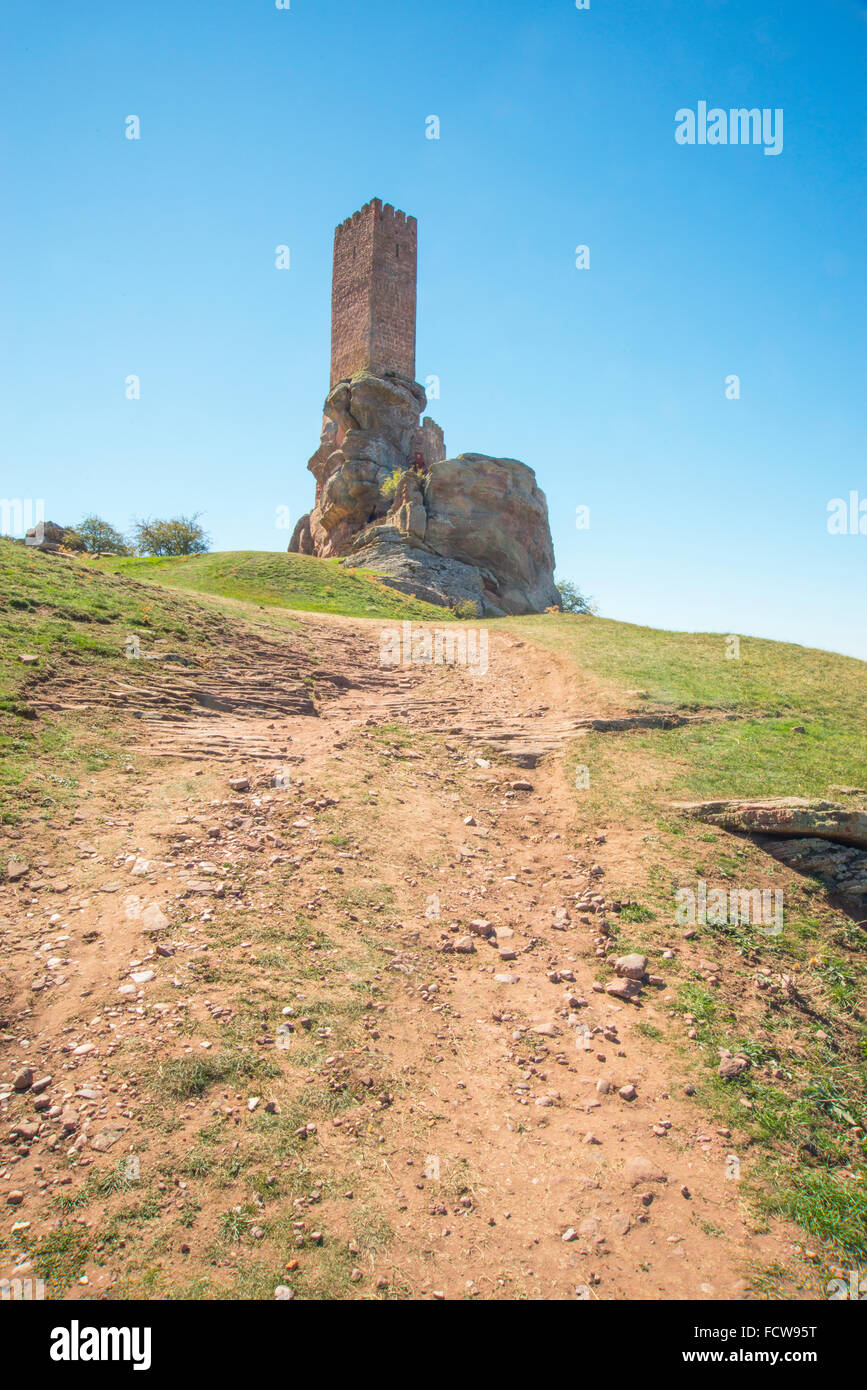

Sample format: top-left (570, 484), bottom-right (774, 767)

top-left (0, 614), bottom-right (806, 1299)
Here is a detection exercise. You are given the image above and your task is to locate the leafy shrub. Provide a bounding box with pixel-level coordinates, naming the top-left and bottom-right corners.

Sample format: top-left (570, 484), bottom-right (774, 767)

top-left (453, 599), bottom-right (480, 619)
top-left (380, 468), bottom-right (406, 499)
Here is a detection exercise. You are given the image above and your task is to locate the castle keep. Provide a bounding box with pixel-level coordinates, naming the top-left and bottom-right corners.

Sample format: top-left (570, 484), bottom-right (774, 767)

top-left (330, 200), bottom-right (418, 386)
top-left (290, 200), bottom-right (559, 617)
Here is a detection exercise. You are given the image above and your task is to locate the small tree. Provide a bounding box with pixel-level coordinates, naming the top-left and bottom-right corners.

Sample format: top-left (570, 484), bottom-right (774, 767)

top-left (554, 578), bottom-right (597, 615)
top-left (132, 514), bottom-right (210, 557)
top-left (77, 514), bottom-right (128, 554)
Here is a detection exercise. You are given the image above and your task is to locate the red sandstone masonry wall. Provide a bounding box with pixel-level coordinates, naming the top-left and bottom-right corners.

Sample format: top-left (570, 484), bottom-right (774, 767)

top-left (330, 199), bottom-right (417, 386)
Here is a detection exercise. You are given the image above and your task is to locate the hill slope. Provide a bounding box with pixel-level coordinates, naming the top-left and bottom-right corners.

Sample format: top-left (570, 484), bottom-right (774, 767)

top-left (1, 541), bottom-right (865, 1300)
top-left (95, 550), bottom-right (459, 621)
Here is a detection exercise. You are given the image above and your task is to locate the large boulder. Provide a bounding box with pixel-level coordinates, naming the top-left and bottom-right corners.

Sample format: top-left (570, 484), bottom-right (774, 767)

top-left (423, 454), bottom-right (559, 614)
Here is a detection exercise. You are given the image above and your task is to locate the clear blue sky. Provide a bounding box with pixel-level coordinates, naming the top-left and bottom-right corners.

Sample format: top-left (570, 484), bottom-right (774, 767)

top-left (1, 0), bottom-right (865, 657)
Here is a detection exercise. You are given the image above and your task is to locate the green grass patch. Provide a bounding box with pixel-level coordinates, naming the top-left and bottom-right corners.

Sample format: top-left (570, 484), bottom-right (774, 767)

top-left (97, 550), bottom-right (455, 621)
top-left (508, 613), bottom-right (867, 724)
top-left (25, 1223), bottom-right (93, 1296)
top-left (762, 1168), bottom-right (867, 1263)
top-left (150, 1051), bottom-right (278, 1102)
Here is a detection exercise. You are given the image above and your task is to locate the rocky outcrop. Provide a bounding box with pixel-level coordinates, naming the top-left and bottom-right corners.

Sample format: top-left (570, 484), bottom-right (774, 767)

top-left (672, 798), bottom-right (867, 850)
top-left (345, 529), bottom-right (497, 612)
top-left (20, 520), bottom-right (66, 554)
top-left (288, 513), bottom-right (314, 555)
top-left (297, 373), bottom-right (427, 558)
top-left (672, 797), bottom-right (867, 917)
top-left (290, 371), bottom-right (559, 616)
top-left (758, 836), bottom-right (867, 918)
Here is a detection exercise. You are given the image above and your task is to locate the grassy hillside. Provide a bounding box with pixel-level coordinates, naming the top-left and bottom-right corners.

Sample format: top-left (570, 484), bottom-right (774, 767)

top-left (0, 540), bottom-right (262, 826)
top-left (1, 541), bottom-right (218, 711)
top-left (80, 551), bottom-right (867, 801)
top-left (94, 550), bottom-right (456, 621)
top-left (509, 613), bottom-right (867, 721)
top-left (0, 544), bottom-right (452, 825)
top-left (509, 614), bottom-right (867, 805)
top-left (508, 616), bottom-right (867, 1268)
top-left (2, 541), bottom-right (866, 1277)
top-left (4, 543), bottom-right (865, 830)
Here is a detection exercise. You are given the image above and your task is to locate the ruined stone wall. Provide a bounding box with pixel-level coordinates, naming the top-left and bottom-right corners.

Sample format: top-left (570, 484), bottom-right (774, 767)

top-left (330, 199), bottom-right (417, 386)
top-left (412, 416), bottom-right (446, 469)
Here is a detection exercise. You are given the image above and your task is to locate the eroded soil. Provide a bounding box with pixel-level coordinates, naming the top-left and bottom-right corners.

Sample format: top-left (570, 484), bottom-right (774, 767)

top-left (0, 616), bottom-right (812, 1299)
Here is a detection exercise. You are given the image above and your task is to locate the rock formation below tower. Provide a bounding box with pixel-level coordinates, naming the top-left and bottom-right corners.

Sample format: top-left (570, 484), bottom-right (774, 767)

top-left (289, 200), bottom-right (559, 617)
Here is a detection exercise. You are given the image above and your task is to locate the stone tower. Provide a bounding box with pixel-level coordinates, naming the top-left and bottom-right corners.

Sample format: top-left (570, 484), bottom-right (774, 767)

top-left (290, 197), bottom-right (559, 616)
top-left (330, 198), bottom-right (417, 386)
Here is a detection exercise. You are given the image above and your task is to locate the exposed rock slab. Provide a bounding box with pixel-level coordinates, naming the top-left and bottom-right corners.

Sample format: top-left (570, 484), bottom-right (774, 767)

top-left (672, 798), bottom-right (867, 850)
top-left (346, 529), bottom-right (498, 613)
top-left (758, 836), bottom-right (867, 917)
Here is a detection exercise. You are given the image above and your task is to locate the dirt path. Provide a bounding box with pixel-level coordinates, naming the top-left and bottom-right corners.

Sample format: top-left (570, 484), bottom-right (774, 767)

top-left (0, 614), bottom-right (805, 1299)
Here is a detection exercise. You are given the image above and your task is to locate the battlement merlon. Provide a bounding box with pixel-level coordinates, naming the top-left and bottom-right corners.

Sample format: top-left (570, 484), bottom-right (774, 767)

top-left (333, 199), bottom-right (417, 242)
